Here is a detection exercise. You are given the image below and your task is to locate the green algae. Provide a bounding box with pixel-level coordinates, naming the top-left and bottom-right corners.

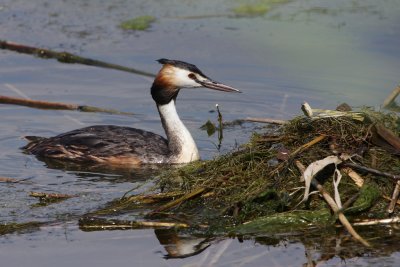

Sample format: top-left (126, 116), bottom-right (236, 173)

top-left (232, 209), bottom-right (332, 235)
top-left (344, 183), bottom-right (381, 215)
top-left (231, 0), bottom-right (292, 17)
top-left (232, 4), bottom-right (270, 17)
top-left (119, 16), bottom-right (156, 31)
top-left (0, 222), bottom-right (43, 235)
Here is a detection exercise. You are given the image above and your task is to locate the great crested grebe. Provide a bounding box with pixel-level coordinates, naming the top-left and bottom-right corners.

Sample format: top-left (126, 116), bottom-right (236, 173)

top-left (24, 59), bottom-right (240, 166)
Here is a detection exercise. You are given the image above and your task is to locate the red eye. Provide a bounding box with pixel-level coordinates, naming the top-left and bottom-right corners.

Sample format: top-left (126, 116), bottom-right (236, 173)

top-left (188, 73), bottom-right (196, 80)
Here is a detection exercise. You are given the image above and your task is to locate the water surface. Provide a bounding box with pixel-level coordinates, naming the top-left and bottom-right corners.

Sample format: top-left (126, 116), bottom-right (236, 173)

top-left (1, 0), bottom-right (400, 266)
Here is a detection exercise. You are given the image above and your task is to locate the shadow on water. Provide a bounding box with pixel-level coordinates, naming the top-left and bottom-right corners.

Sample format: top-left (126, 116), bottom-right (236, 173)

top-left (36, 156), bottom-right (166, 183)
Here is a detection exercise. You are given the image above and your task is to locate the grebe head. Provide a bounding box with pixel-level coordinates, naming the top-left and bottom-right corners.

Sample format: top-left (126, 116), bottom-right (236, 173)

top-left (151, 59), bottom-right (240, 105)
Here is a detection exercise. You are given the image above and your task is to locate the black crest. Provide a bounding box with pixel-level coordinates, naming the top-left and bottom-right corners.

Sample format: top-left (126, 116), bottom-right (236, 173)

top-left (157, 58), bottom-right (208, 78)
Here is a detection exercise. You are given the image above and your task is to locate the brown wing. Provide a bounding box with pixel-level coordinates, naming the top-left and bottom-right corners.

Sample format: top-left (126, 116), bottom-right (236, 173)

top-left (23, 125), bottom-right (170, 164)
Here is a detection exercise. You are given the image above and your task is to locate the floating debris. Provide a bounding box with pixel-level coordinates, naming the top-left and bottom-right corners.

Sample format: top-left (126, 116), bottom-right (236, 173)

top-left (232, 4), bottom-right (270, 17)
top-left (29, 191), bottom-right (75, 206)
top-left (119, 16), bottom-right (156, 31)
top-left (79, 217), bottom-right (189, 231)
top-left (0, 95), bottom-right (133, 115)
top-left (0, 40), bottom-right (155, 77)
top-left (0, 222), bottom-right (43, 235)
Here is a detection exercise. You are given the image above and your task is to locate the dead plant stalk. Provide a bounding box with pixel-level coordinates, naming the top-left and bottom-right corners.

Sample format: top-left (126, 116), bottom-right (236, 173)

top-left (295, 161), bottom-right (371, 247)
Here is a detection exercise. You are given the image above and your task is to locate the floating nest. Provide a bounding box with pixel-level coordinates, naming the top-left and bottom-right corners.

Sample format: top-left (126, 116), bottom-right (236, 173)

top-left (82, 105), bottom-right (400, 240)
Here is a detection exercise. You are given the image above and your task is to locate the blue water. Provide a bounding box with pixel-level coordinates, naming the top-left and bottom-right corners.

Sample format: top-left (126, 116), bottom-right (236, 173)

top-left (1, 0), bottom-right (400, 266)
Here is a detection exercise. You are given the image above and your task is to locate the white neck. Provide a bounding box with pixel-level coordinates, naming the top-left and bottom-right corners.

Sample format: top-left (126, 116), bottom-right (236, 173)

top-left (157, 101), bottom-right (200, 163)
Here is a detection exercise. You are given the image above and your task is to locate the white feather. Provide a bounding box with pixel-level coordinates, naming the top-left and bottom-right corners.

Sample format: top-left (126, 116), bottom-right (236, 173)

top-left (174, 68), bottom-right (200, 88)
top-left (158, 101), bottom-right (200, 163)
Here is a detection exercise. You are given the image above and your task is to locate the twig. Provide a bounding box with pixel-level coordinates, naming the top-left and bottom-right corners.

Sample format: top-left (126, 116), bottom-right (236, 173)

top-left (301, 102), bottom-right (364, 121)
top-left (301, 102), bottom-right (313, 117)
top-left (341, 167), bottom-right (364, 188)
top-left (374, 123), bottom-right (400, 151)
top-left (383, 195), bottom-right (400, 206)
top-left (341, 193), bottom-right (361, 210)
top-left (0, 176), bottom-right (20, 183)
top-left (343, 162), bottom-right (400, 180)
top-left (383, 85), bottom-right (400, 108)
top-left (0, 40), bottom-right (156, 78)
top-left (216, 104), bottom-right (223, 146)
top-left (79, 217), bottom-right (189, 231)
top-left (123, 191), bottom-right (184, 204)
top-left (147, 187), bottom-right (208, 216)
top-left (85, 191), bottom-right (186, 217)
top-left (255, 136), bottom-right (283, 143)
top-left (291, 135), bottom-right (326, 157)
top-left (352, 217), bottom-right (400, 226)
top-left (29, 192), bottom-right (75, 200)
top-left (313, 180), bottom-right (371, 247)
top-left (295, 160), bottom-right (371, 247)
top-left (0, 95), bottom-right (133, 115)
top-left (387, 181), bottom-right (400, 214)
top-left (244, 117), bottom-right (287, 125)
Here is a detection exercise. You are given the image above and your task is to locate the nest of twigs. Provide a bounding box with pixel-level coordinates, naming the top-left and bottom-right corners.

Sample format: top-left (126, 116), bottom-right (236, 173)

top-left (82, 106), bottom-right (400, 246)
top-left (155, 107), bottom-right (400, 225)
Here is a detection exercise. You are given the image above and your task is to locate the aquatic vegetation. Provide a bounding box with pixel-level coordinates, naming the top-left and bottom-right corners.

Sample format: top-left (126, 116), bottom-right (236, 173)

top-left (232, 4), bottom-right (270, 17)
top-left (87, 107), bottom-right (400, 241)
top-left (0, 222), bottom-right (43, 235)
top-left (232, 0), bottom-right (292, 17)
top-left (119, 15), bottom-right (156, 31)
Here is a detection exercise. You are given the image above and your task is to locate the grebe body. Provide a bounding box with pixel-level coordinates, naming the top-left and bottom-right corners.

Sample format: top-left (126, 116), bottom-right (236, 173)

top-left (24, 59), bottom-right (240, 166)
